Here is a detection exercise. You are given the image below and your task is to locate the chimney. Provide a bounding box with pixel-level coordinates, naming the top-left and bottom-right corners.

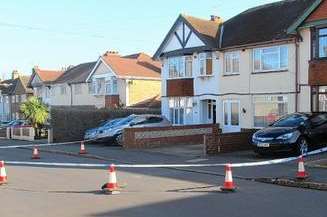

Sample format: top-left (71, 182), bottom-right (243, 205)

top-left (12, 70), bottom-right (20, 79)
top-left (210, 15), bottom-right (222, 23)
top-left (104, 50), bottom-right (119, 57)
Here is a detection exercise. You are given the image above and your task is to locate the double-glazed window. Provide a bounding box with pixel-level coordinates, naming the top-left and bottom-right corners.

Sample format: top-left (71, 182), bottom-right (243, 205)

top-left (253, 95), bottom-right (288, 127)
top-left (105, 77), bottom-right (118, 95)
top-left (253, 45), bottom-right (288, 72)
top-left (318, 28), bottom-right (327, 58)
top-left (95, 78), bottom-right (105, 95)
top-left (168, 97), bottom-right (193, 125)
top-left (224, 51), bottom-right (240, 75)
top-left (168, 56), bottom-right (193, 78)
top-left (312, 86), bottom-right (327, 112)
top-left (199, 53), bottom-right (213, 76)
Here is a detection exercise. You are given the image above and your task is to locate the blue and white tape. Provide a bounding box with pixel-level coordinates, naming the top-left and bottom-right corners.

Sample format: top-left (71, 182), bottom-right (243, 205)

top-left (5, 146), bottom-right (327, 168)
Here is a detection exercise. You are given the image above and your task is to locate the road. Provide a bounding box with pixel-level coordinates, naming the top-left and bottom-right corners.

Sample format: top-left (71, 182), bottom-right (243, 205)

top-left (0, 139), bottom-right (327, 217)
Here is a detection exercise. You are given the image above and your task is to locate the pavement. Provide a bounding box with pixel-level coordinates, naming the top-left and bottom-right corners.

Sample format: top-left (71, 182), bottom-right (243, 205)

top-left (0, 139), bottom-right (327, 217)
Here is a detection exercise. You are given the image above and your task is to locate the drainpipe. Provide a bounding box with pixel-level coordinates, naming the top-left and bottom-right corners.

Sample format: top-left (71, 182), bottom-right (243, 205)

top-left (295, 35), bottom-right (301, 113)
top-left (69, 84), bottom-right (73, 106)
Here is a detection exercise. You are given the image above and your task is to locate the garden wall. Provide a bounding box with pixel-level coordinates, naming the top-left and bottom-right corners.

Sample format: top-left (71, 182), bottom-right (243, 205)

top-left (122, 124), bottom-right (220, 149)
top-left (50, 106), bottom-right (160, 142)
top-left (205, 129), bottom-right (257, 154)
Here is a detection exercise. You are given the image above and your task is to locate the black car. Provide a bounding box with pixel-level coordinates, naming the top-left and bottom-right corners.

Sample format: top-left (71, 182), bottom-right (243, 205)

top-left (252, 112), bottom-right (327, 155)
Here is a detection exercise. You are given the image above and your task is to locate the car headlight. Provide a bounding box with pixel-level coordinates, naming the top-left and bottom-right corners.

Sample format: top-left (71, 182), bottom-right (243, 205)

top-left (276, 132), bottom-right (295, 140)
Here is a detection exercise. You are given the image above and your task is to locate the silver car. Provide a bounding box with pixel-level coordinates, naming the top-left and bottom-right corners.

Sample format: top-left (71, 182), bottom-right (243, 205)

top-left (96, 114), bottom-right (171, 145)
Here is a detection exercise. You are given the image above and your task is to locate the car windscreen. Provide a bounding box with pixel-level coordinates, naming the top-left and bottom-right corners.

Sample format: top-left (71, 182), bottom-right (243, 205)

top-left (114, 116), bottom-right (134, 126)
top-left (272, 114), bottom-right (308, 127)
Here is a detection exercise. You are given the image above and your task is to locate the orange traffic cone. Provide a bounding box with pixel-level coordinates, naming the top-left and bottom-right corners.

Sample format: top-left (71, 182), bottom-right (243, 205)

top-left (296, 155), bottom-right (309, 180)
top-left (32, 146), bottom-right (40, 159)
top-left (0, 160), bottom-right (7, 185)
top-left (101, 164), bottom-right (120, 194)
top-left (220, 163), bottom-right (236, 192)
top-left (79, 141), bottom-right (87, 155)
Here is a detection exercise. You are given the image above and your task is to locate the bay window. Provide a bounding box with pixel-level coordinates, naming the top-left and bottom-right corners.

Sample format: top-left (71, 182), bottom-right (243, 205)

top-left (224, 51), bottom-right (240, 75)
top-left (312, 86), bottom-right (327, 112)
top-left (253, 95), bottom-right (288, 127)
top-left (169, 97), bottom-right (193, 125)
top-left (105, 77), bottom-right (118, 95)
top-left (253, 45), bottom-right (288, 72)
top-left (168, 56), bottom-right (193, 78)
top-left (199, 52), bottom-right (213, 76)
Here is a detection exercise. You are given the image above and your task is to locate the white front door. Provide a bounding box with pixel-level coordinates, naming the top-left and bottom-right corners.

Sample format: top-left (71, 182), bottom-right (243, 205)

top-left (223, 100), bottom-right (241, 133)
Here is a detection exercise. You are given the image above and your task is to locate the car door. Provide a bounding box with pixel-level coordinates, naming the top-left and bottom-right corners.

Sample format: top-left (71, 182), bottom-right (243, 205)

top-left (308, 114), bottom-right (327, 147)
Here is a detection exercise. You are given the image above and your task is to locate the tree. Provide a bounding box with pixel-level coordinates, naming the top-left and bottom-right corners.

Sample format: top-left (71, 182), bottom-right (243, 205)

top-left (20, 96), bottom-right (49, 137)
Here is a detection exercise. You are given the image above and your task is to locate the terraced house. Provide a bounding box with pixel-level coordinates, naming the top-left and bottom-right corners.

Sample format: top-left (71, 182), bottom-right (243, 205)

top-left (154, 0), bottom-right (327, 132)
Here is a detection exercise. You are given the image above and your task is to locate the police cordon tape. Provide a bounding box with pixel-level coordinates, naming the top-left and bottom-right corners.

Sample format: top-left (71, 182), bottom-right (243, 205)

top-left (0, 139), bottom-right (95, 149)
top-left (4, 146), bottom-right (327, 168)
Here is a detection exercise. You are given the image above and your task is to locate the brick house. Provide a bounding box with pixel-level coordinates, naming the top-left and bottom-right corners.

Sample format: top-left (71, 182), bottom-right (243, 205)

top-left (86, 51), bottom-right (161, 108)
top-left (154, 0), bottom-right (326, 132)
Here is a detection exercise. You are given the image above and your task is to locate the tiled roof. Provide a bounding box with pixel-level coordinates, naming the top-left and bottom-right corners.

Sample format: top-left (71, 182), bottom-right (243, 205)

top-left (182, 14), bottom-right (221, 48)
top-left (0, 75), bottom-right (32, 95)
top-left (55, 61), bottom-right (96, 84)
top-left (101, 52), bottom-right (161, 79)
top-left (221, 0), bottom-right (316, 48)
top-left (34, 67), bottom-right (63, 82)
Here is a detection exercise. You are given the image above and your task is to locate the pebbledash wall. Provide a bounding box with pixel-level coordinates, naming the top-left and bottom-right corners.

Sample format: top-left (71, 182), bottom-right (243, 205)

top-left (122, 124), bottom-right (220, 149)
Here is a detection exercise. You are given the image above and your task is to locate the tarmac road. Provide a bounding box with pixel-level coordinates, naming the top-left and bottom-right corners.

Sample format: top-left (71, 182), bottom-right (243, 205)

top-left (1, 140), bottom-right (327, 217)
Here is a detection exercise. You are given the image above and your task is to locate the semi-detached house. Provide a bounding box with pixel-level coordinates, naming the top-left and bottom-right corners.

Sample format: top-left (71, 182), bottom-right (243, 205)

top-left (154, 0), bottom-right (327, 132)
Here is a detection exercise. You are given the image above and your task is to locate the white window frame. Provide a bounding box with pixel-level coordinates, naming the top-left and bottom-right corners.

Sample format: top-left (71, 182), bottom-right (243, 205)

top-left (199, 52), bottom-right (213, 76)
top-left (224, 51), bottom-right (240, 75)
top-left (253, 45), bottom-right (288, 73)
top-left (253, 95), bottom-right (288, 128)
top-left (168, 97), bottom-right (193, 125)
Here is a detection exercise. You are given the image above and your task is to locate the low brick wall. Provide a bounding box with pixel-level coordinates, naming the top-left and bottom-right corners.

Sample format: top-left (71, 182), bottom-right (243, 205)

top-left (206, 129), bottom-right (257, 154)
top-left (123, 124), bottom-right (220, 149)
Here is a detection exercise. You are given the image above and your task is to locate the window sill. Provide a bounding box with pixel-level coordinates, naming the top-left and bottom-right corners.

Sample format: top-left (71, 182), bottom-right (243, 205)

top-left (223, 73), bottom-right (240, 77)
top-left (197, 74), bottom-right (214, 78)
top-left (251, 69), bottom-right (288, 74)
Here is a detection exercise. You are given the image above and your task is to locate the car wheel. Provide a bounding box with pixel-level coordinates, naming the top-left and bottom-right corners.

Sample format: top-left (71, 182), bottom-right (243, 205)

top-left (114, 134), bottom-right (123, 146)
top-left (296, 137), bottom-right (309, 155)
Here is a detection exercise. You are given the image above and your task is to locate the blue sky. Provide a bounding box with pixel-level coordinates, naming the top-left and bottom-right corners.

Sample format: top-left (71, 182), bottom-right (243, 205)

top-left (0, 0), bottom-right (276, 78)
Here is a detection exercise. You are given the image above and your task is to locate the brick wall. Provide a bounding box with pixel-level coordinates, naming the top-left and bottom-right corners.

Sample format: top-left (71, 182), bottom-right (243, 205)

top-left (105, 95), bottom-right (119, 108)
top-left (205, 129), bottom-right (257, 154)
top-left (123, 124), bottom-right (220, 149)
top-left (166, 78), bottom-right (194, 97)
top-left (306, 0), bottom-right (327, 22)
top-left (309, 60), bottom-right (327, 85)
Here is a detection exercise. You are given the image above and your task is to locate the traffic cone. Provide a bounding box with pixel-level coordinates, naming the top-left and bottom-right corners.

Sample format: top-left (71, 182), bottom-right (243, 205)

top-left (31, 146), bottom-right (40, 159)
top-left (220, 163), bottom-right (236, 192)
top-left (101, 164), bottom-right (120, 194)
top-left (0, 160), bottom-right (7, 185)
top-left (79, 141), bottom-right (87, 155)
top-left (296, 155), bottom-right (309, 180)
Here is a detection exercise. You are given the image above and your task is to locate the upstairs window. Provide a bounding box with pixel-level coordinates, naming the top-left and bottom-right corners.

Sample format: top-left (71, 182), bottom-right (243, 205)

top-left (318, 28), bottom-right (327, 58)
top-left (199, 53), bottom-right (213, 76)
top-left (253, 45), bottom-right (288, 72)
top-left (224, 51), bottom-right (240, 75)
top-left (168, 56), bottom-right (193, 78)
top-left (95, 78), bottom-right (105, 95)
